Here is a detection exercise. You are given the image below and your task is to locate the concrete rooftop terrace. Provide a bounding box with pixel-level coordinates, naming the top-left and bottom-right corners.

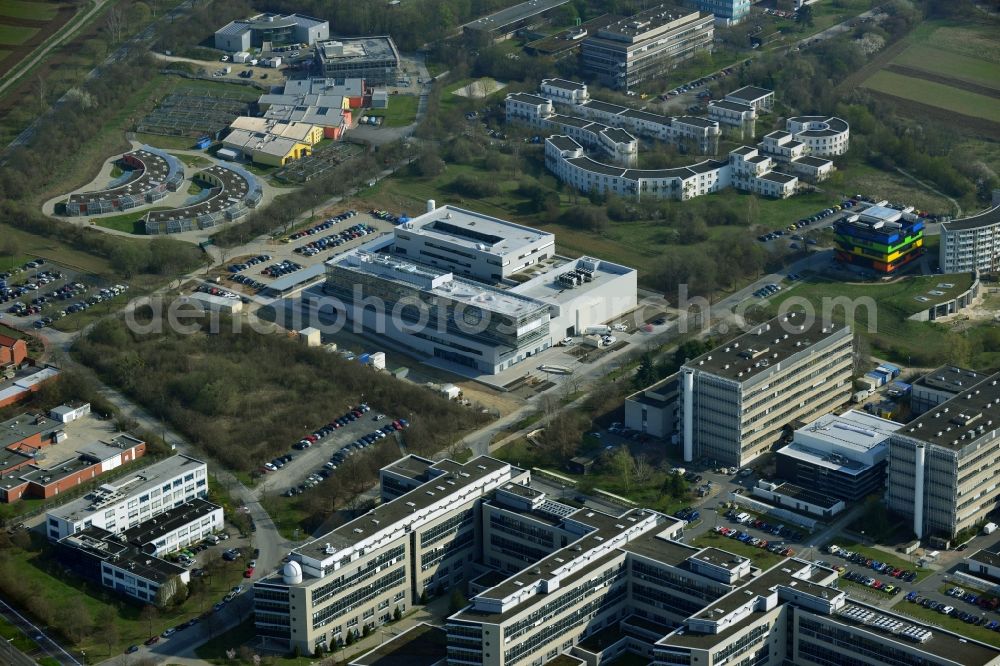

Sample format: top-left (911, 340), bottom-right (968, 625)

top-left (895, 372), bottom-right (1000, 450)
top-left (294, 456), bottom-right (512, 564)
top-left (399, 205), bottom-right (554, 255)
top-left (330, 249), bottom-right (550, 318)
top-left (683, 310), bottom-right (850, 383)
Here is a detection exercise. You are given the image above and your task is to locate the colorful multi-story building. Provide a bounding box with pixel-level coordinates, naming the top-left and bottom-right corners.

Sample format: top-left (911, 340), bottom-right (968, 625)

top-left (834, 204), bottom-right (924, 273)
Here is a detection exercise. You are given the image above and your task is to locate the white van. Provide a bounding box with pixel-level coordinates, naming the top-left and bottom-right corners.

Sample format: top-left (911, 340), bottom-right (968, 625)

top-left (735, 512), bottom-right (750, 524)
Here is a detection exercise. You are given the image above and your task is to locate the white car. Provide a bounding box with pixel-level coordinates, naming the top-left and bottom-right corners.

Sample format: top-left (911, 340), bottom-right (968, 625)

top-left (221, 55), bottom-right (229, 62)
top-left (560, 337), bottom-right (573, 346)
top-left (602, 335), bottom-right (617, 346)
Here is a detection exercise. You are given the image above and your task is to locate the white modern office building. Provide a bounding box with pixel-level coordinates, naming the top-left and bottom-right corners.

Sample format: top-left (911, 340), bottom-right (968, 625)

top-left (393, 203), bottom-right (555, 281)
top-left (776, 409), bottom-right (901, 501)
top-left (887, 372), bottom-right (1000, 540)
top-left (214, 13), bottom-right (329, 52)
top-left (45, 454), bottom-right (209, 541)
top-left (257, 452), bottom-right (1000, 666)
top-left (707, 98), bottom-right (756, 136)
top-left (910, 365), bottom-right (987, 415)
top-left (581, 5), bottom-right (714, 89)
top-left (625, 313), bottom-right (854, 466)
top-left (757, 131), bottom-right (835, 182)
top-left (939, 205), bottom-right (1000, 274)
top-left (322, 204), bottom-right (636, 375)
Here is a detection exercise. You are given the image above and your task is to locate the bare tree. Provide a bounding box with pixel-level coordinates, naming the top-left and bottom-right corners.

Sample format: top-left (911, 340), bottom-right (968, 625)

top-left (106, 6), bottom-right (126, 44)
top-left (139, 604), bottom-right (158, 638)
top-left (633, 454), bottom-right (653, 483)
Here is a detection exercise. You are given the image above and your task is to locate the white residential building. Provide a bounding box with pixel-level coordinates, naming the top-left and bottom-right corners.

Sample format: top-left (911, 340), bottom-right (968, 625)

top-left (786, 115), bottom-right (850, 156)
top-left (939, 205), bottom-right (1000, 274)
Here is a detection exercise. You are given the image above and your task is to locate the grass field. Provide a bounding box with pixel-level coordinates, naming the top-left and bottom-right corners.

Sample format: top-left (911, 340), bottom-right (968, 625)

top-left (368, 94), bottom-right (420, 127)
top-left (755, 273), bottom-right (1000, 367)
top-left (93, 207), bottom-right (172, 235)
top-left (863, 70), bottom-right (1000, 124)
top-left (171, 153), bottom-right (211, 167)
top-left (0, 223), bottom-right (114, 275)
top-left (892, 44), bottom-right (1000, 90)
top-left (0, 0), bottom-right (60, 19)
top-left (0, 24), bottom-right (37, 44)
top-left (919, 22), bottom-right (1000, 64)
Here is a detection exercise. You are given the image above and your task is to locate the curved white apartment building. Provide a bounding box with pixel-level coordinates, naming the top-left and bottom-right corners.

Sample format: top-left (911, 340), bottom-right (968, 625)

top-left (786, 115), bottom-right (850, 156)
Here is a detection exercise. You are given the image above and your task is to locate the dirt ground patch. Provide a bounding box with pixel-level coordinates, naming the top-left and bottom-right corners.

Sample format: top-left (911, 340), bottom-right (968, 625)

top-left (451, 78), bottom-right (507, 99)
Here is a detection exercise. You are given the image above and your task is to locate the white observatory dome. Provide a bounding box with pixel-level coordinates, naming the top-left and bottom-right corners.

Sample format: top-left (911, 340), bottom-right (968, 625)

top-left (282, 560), bottom-right (303, 584)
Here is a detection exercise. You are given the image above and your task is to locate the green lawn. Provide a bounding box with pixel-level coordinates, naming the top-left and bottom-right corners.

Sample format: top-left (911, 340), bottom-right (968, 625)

top-left (0, 0), bottom-right (60, 20)
top-left (171, 153), bottom-right (211, 167)
top-left (260, 493), bottom-right (312, 541)
top-left (823, 537), bottom-right (931, 582)
top-left (362, 157), bottom-right (842, 281)
top-left (755, 273), bottom-right (1000, 367)
top-left (892, 43), bottom-right (1000, 90)
top-left (93, 208), bottom-right (172, 235)
top-left (494, 438), bottom-right (689, 515)
top-left (134, 132), bottom-right (202, 151)
top-left (368, 94), bottom-right (420, 127)
top-left (825, 162), bottom-right (955, 215)
top-left (918, 22), bottom-right (1000, 65)
top-left (0, 223), bottom-right (114, 275)
top-left (893, 600), bottom-right (1000, 648)
top-left (863, 70), bottom-right (1000, 124)
top-left (0, 24), bottom-right (37, 45)
top-left (691, 532), bottom-right (785, 571)
top-left (0, 49), bottom-right (10, 63)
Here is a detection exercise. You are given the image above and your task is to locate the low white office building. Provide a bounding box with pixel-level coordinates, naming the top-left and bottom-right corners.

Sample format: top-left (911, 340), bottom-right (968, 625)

top-left (45, 454), bottom-right (209, 541)
top-left (322, 204), bottom-right (638, 375)
top-left (393, 203), bottom-right (555, 281)
top-left (776, 409), bottom-right (901, 501)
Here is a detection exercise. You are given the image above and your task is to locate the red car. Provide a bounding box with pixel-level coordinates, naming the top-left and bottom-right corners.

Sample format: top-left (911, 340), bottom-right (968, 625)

top-left (244, 566), bottom-right (255, 578)
top-left (144, 636), bottom-right (160, 646)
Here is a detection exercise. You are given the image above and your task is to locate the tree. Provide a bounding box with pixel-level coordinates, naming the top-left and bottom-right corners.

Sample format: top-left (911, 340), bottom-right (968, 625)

top-left (634, 352), bottom-right (657, 389)
top-left (611, 447), bottom-right (634, 493)
top-left (106, 6), bottom-right (126, 44)
top-left (416, 151), bottom-right (445, 178)
top-left (99, 606), bottom-right (120, 656)
top-left (798, 5), bottom-right (814, 28)
top-left (63, 596), bottom-right (94, 643)
top-left (393, 606), bottom-right (402, 621)
top-left (139, 604), bottom-right (158, 637)
top-left (1, 235), bottom-right (20, 270)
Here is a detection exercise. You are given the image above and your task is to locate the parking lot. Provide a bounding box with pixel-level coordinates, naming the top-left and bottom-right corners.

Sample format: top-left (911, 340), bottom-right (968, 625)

top-left (211, 209), bottom-right (399, 300)
top-left (1, 258), bottom-right (128, 330)
top-left (256, 401), bottom-right (412, 495)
